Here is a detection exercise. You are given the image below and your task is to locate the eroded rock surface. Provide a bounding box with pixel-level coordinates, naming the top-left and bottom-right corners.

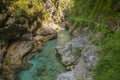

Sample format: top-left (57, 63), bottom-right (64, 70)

top-left (6, 41), bottom-right (33, 70)
top-left (57, 34), bottom-right (98, 80)
top-left (0, 0), bottom-right (72, 80)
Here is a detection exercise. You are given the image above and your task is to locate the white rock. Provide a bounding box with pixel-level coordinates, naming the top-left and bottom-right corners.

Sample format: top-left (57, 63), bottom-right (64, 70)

top-left (57, 71), bottom-right (76, 80)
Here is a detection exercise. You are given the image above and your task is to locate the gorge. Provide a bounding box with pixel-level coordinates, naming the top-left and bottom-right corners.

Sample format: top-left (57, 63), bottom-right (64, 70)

top-left (0, 0), bottom-right (120, 80)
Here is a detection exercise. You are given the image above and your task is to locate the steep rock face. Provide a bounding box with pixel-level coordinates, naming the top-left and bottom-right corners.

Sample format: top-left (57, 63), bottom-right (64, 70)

top-left (2, 41), bottom-right (33, 80)
top-left (6, 41), bottom-right (33, 70)
top-left (32, 28), bottom-right (57, 52)
top-left (0, 0), bottom-right (72, 79)
top-left (0, 11), bottom-right (29, 41)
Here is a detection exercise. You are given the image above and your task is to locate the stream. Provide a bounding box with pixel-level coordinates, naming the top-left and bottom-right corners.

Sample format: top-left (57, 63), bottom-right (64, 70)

top-left (18, 30), bottom-right (71, 80)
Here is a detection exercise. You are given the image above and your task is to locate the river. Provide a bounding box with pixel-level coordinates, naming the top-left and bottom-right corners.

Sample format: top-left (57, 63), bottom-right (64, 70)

top-left (18, 30), bottom-right (72, 80)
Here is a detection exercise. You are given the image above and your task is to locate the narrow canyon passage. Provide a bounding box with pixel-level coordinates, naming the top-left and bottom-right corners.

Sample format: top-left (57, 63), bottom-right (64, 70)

top-left (18, 39), bottom-right (65, 80)
top-left (0, 0), bottom-right (119, 80)
top-left (18, 30), bottom-right (72, 80)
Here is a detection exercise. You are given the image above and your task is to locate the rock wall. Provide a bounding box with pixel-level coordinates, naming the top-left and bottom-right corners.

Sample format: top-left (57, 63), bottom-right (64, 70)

top-left (0, 0), bottom-right (72, 80)
top-left (57, 31), bottom-right (99, 80)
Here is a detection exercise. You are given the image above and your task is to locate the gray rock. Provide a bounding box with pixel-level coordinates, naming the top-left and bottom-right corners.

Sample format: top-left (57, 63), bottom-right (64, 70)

top-left (71, 35), bottom-right (89, 48)
top-left (57, 34), bottom-right (98, 80)
top-left (87, 61), bottom-right (96, 71)
top-left (57, 71), bottom-right (76, 80)
top-left (56, 35), bottom-right (90, 66)
top-left (57, 43), bottom-right (75, 66)
top-left (73, 36), bottom-right (98, 80)
top-left (84, 77), bottom-right (92, 80)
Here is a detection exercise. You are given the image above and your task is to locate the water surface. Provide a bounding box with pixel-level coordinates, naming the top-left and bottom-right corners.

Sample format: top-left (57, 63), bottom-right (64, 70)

top-left (18, 40), bottom-right (65, 80)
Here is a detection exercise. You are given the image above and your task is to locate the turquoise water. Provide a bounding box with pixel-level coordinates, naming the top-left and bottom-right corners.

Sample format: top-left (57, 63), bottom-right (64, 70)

top-left (18, 40), bottom-right (65, 80)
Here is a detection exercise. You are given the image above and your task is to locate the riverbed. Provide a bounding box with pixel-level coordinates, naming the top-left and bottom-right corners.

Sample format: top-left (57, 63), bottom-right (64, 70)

top-left (18, 39), bottom-right (65, 80)
top-left (18, 30), bottom-right (72, 80)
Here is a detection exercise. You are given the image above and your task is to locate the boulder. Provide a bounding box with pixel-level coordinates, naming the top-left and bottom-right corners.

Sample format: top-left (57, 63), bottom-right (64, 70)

top-left (56, 44), bottom-right (75, 66)
top-left (56, 34), bottom-right (88, 66)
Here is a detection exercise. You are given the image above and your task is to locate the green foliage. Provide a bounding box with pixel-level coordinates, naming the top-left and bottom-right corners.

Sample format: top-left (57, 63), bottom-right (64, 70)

top-left (70, 0), bottom-right (120, 80)
top-left (94, 24), bottom-right (110, 34)
top-left (94, 31), bottom-right (120, 80)
top-left (9, 0), bottom-right (43, 15)
top-left (69, 0), bottom-right (119, 27)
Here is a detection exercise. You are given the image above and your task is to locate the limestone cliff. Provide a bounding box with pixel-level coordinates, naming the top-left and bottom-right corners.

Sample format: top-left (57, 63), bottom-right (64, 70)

top-left (0, 0), bottom-right (72, 80)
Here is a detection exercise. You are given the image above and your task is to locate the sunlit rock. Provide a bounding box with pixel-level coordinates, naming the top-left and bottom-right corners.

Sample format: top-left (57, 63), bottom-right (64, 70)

top-left (57, 34), bottom-right (98, 80)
